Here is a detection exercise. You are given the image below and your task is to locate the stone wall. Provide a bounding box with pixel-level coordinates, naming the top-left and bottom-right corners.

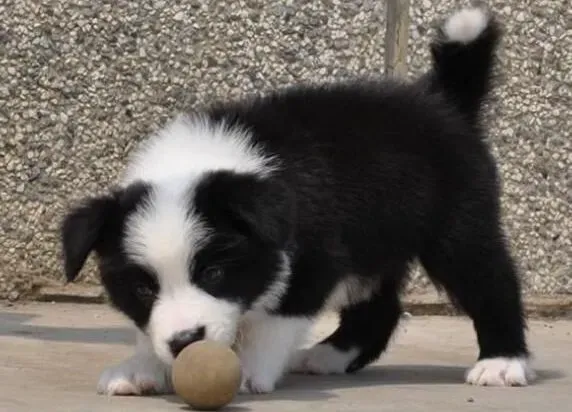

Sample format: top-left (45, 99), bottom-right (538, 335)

top-left (1, 0), bottom-right (570, 300)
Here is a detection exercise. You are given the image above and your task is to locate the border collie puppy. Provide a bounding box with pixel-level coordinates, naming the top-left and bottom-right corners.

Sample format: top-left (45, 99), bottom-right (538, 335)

top-left (61, 6), bottom-right (534, 395)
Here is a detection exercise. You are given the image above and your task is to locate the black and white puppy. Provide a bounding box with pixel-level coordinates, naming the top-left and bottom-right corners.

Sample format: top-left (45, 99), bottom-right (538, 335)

top-left (61, 7), bottom-right (534, 395)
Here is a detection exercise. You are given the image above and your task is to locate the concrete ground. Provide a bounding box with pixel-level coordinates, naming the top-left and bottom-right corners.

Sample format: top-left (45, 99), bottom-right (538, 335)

top-left (1, 302), bottom-right (571, 412)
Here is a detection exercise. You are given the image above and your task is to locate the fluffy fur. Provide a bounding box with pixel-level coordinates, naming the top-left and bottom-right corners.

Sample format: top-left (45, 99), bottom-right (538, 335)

top-left (61, 6), bottom-right (533, 395)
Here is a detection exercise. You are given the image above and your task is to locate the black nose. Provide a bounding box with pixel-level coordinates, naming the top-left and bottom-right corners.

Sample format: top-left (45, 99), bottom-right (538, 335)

top-left (169, 327), bottom-right (206, 357)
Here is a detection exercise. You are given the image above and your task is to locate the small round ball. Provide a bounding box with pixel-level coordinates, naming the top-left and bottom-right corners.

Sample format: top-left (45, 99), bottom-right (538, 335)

top-left (171, 340), bottom-right (242, 410)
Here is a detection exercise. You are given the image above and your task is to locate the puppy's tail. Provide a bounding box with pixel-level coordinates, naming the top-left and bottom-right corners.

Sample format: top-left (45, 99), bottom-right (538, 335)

top-left (425, 7), bottom-right (501, 124)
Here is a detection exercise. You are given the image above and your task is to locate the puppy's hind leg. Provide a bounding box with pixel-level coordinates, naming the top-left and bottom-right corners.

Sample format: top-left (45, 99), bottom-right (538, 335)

top-left (420, 209), bottom-right (533, 386)
top-left (290, 270), bottom-right (406, 375)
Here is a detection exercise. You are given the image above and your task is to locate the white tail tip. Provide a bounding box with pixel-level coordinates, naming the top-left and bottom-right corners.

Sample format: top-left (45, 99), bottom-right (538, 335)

top-left (443, 8), bottom-right (489, 44)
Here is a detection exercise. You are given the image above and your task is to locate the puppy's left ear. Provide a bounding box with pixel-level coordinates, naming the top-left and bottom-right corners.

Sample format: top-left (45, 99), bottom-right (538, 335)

top-left (60, 195), bottom-right (116, 282)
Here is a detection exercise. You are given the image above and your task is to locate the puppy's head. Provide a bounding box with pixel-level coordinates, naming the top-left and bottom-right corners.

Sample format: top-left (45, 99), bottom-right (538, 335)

top-left (61, 170), bottom-right (294, 363)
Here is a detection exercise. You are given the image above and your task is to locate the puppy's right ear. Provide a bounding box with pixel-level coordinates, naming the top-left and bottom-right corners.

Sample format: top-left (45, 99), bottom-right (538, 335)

top-left (60, 195), bottom-right (116, 283)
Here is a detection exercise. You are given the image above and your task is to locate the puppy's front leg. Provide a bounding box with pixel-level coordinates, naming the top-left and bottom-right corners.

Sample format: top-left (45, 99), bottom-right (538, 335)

top-left (237, 312), bottom-right (312, 394)
top-left (97, 329), bottom-right (172, 396)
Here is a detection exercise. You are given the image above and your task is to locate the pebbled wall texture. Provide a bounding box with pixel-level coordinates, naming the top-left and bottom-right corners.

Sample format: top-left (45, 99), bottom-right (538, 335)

top-left (1, 0), bottom-right (570, 301)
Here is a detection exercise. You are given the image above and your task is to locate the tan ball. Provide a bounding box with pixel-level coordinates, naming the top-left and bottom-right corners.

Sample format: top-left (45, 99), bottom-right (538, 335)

top-left (171, 340), bottom-right (242, 410)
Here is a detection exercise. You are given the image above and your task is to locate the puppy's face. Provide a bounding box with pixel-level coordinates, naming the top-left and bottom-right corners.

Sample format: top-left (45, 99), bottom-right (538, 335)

top-left (61, 171), bottom-right (294, 364)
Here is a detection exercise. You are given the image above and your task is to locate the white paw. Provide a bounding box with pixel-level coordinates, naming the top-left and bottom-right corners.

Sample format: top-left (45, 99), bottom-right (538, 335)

top-left (239, 368), bottom-right (276, 394)
top-left (289, 343), bottom-right (358, 375)
top-left (466, 357), bottom-right (535, 387)
top-left (239, 377), bottom-right (275, 394)
top-left (97, 354), bottom-right (173, 395)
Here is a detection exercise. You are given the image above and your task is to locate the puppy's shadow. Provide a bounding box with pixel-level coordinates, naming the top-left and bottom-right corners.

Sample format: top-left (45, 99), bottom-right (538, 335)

top-left (271, 364), bottom-right (468, 394)
top-left (290, 364), bottom-right (563, 389)
top-left (162, 364), bottom-right (565, 410)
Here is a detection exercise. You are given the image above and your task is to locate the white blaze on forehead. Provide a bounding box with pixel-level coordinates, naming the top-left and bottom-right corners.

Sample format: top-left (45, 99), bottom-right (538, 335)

top-left (121, 113), bottom-right (277, 188)
top-left (123, 185), bottom-right (208, 281)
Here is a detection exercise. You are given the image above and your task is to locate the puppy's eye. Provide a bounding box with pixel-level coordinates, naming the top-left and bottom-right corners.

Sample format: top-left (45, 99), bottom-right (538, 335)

top-left (135, 283), bottom-right (155, 301)
top-left (200, 267), bottom-right (224, 285)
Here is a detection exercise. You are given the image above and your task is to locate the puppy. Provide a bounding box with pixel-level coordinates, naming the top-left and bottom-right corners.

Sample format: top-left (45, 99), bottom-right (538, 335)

top-left (61, 6), bottom-right (534, 395)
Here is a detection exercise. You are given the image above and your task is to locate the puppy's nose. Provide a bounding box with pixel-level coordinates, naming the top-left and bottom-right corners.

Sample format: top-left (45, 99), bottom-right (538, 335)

top-left (169, 326), bottom-right (206, 357)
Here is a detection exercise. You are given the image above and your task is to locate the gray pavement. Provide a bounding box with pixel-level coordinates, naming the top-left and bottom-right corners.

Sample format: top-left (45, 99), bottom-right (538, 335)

top-left (1, 301), bottom-right (570, 412)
